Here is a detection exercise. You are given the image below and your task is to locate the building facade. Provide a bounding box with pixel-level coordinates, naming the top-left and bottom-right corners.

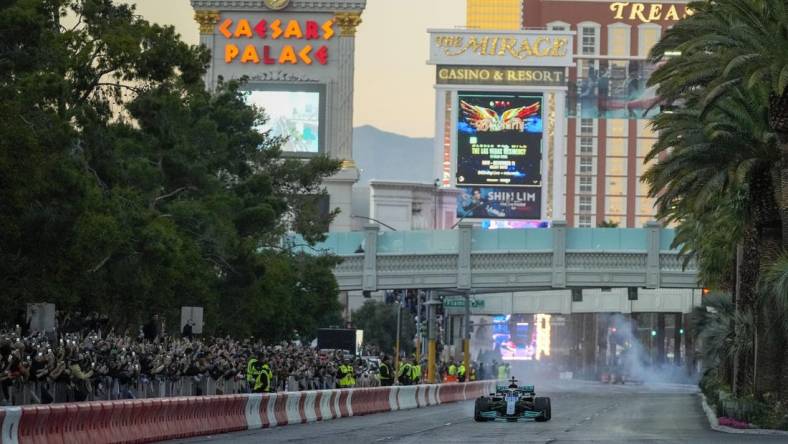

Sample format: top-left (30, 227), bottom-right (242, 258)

top-left (465, 0), bottom-right (691, 228)
top-left (467, 0), bottom-right (523, 30)
top-left (191, 0), bottom-right (366, 232)
top-left (524, 0), bottom-right (691, 228)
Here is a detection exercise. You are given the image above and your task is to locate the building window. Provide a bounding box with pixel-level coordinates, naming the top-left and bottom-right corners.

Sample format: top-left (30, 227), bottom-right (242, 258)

top-left (607, 24), bottom-right (631, 57)
top-left (581, 26), bottom-right (597, 55)
top-left (607, 138), bottom-right (627, 157)
top-left (639, 25), bottom-right (662, 57)
top-left (580, 157), bottom-right (593, 174)
top-left (639, 196), bottom-right (656, 215)
top-left (580, 118), bottom-right (594, 135)
top-left (608, 158), bottom-right (627, 176)
top-left (579, 176), bottom-right (593, 193)
top-left (578, 214), bottom-right (593, 227)
top-left (607, 176), bottom-right (626, 196)
top-left (579, 196), bottom-right (593, 213)
top-left (580, 136), bottom-right (594, 154)
top-left (607, 196), bottom-right (627, 215)
top-left (547, 21), bottom-right (570, 32)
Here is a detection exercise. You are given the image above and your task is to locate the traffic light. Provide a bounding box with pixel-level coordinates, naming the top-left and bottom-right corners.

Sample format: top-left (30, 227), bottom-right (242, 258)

top-left (571, 288), bottom-right (583, 302)
top-left (651, 330), bottom-right (657, 337)
top-left (679, 328), bottom-right (685, 335)
top-left (627, 287), bottom-right (638, 301)
top-left (702, 288), bottom-right (711, 296)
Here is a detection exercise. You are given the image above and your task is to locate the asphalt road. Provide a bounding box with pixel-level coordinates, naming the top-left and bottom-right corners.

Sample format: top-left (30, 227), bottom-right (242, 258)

top-left (165, 380), bottom-right (785, 444)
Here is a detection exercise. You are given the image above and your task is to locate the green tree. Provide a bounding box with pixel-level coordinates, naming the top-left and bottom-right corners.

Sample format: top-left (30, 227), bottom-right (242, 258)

top-left (597, 220), bottom-right (619, 228)
top-left (352, 300), bottom-right (416, 355)
top-left (649, 0), bottom-right (788, 246)
top-left (0, 0), bottom-right (342, 337)
top-left (642, 84), bottom-right (781, 396)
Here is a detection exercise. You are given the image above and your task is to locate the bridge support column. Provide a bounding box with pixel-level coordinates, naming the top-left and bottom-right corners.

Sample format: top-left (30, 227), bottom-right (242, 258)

top-left (645, 221), bottom-right (661, 289)
top-left (582, 313), bottom-right (597, 378)
top-left (570, 313), bottom-right (582, 374)
top-left (551, 221), bottom-right (567, 288)
top-left (599, 314), bottom-right (609, 370)
top-left (657, 313), bottom-right (666, 366)
top-left (684, 314), bottom-right (696, 376)
top-left (457, 223), bottom-right (473, 289)
top-left (673, 313), bottom-right (682, 366)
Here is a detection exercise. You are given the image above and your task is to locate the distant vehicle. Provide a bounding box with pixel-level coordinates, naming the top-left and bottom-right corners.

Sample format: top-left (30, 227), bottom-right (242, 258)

top-left (474, 377), bottom-right (552, 422)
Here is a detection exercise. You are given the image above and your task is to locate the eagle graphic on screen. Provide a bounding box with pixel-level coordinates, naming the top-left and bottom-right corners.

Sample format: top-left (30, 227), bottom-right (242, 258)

top-left (460, 100), bottom-right (540, 132)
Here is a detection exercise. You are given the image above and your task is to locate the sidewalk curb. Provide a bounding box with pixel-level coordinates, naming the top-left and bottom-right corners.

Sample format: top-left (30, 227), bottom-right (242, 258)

top-left (699, 393), bottom-right (788, 436)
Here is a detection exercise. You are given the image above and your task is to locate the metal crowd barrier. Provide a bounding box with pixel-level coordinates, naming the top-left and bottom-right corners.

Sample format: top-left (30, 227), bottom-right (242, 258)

top-left (0, 374), bottom-right (362, 406)
top-left (0, 377), bottom-right (251, 406)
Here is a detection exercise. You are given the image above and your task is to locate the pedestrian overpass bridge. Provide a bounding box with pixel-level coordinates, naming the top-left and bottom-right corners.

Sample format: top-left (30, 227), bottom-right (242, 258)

top-left (289, 222), bottom-right (699, 305)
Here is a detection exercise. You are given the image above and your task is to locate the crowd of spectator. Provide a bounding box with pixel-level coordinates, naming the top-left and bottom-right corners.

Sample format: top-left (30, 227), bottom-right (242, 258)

top-left (0, 319), bottom-right (384, 406)
top-left (1, 312), bottom-right (498, 406)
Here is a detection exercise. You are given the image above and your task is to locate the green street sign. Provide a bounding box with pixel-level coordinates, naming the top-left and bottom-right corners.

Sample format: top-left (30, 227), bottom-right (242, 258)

top-left (443, 298), bottom-right (485, 308)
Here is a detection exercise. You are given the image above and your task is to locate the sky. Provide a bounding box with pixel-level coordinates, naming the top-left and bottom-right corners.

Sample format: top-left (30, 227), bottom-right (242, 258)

top-left (126, 0), bottom-right (466, 138)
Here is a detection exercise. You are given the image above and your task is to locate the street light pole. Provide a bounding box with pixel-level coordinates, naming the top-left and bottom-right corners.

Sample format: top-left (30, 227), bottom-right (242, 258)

top-left (351, 215), bottom-right (398, 231)
top-left (427, 290), bottom-right (437, 384)
top-left (463, 292), bottom-right (471, 380)
top-left (415, 292), bottom-right (422, 364)
top-left (394, 294), bottom-right (402, 375)
top-left (451, 201), bottom-right (484, 229)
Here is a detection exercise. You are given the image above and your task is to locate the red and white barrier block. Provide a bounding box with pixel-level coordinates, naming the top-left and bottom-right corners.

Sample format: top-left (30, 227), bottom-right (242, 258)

top-left (0, 381), bottom-right (495, 444)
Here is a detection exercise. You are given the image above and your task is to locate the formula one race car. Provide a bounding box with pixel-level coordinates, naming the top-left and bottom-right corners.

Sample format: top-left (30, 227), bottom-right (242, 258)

top-left (474, 377), bottom-right (551, 422)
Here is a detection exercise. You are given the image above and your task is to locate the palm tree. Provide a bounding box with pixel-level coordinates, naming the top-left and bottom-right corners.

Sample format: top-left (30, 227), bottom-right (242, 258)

top-left (761, 254), bottom-right (788, 395)
top-left (597, 220), bottom-right (619, 228)
top-left (671, 199), bottom-right (741, 291)
top-left (649, 0), bottom-right (788, 247)
top-left (642, 84), bottom-right (780, 395)
top-left (691, 292), bottom-right (751, 390)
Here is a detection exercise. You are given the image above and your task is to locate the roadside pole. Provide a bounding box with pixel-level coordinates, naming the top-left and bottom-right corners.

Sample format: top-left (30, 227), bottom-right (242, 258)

top-left (463, 292), bottom-right (471, 380)
top-left (415, 291), bottom-right (422, 364)
top-left (394, 294), bottom-right (402, 375)
top-left (427, 290), bottom-right (437, 383)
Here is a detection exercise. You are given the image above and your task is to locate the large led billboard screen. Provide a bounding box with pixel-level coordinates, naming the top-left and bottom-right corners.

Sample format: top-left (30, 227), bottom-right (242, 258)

top-left (244, 86), bottom-right (324, 155)
top-left (456, 92), bottom-right (543, 220)
top-left (456, 92), bottom-right (543, 187)
top-left (567, 60), bottom-right (661, 120)
top-left (490, 314), bottom-right (551, 361)
top-left (457, 186), bottom-right (541, 220)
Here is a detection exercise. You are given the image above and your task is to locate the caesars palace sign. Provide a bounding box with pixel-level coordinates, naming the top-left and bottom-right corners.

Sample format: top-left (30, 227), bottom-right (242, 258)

top-left (219, 17), bottom-right (335, 65)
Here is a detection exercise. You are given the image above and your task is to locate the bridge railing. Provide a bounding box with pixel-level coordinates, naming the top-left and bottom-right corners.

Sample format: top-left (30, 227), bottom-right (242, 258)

top-left (285, 222), bottom-right (697, 291)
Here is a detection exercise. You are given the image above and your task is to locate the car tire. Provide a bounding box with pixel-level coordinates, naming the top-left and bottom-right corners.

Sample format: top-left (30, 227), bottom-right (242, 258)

top-left (534, 397), bottom-right (551, 422)
top-left (474, 397), bottom-right (491, 422)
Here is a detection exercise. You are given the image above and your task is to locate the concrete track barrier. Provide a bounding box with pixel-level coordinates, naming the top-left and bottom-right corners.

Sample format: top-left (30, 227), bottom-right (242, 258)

top-left (0, 381), bottom-right (495, 443)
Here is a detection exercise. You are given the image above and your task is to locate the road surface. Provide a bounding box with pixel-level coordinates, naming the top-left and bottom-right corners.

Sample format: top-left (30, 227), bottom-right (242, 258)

top-left (165, 380), bottom-right (784, 443)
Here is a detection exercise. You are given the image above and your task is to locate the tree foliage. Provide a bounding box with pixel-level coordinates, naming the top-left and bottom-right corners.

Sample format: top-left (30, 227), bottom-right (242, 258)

top-left (647, 0), bottom-right (788, 401)
top-left (351, 301), bottom-right (416, 355)
top-left (0, 0), bottom-right (342, 340)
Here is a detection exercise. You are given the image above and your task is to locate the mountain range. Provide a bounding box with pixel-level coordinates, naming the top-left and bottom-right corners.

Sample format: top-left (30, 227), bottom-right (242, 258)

top-left (352, 125), bottom-right (435, 184)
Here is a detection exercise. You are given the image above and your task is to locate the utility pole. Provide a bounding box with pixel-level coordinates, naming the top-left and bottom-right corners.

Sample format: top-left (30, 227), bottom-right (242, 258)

top-left (463, 292), bottom-right (471, 380)
top-left (415, 291), bottom-right (422, 364)
top-left (394, 293), bottom-right (402, 374)
top-left (427, 290), bottom-right (438, 383)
